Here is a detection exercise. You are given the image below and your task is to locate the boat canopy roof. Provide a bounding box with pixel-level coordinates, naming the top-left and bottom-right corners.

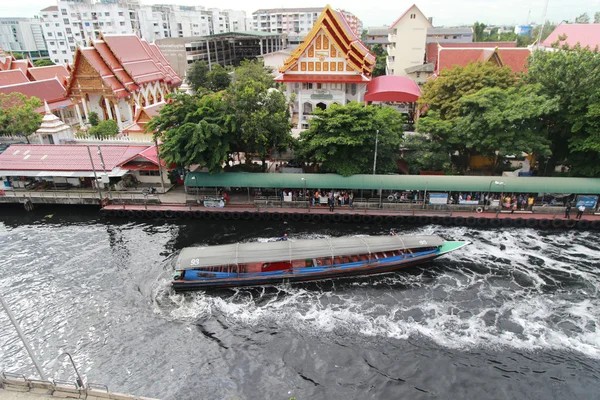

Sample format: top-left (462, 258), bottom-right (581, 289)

top-left (178, 235), bottom-right (444, 269)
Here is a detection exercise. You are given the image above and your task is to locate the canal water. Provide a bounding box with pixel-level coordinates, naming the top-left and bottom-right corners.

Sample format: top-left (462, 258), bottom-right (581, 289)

top-left (0, 206), bottom-right (599, 400)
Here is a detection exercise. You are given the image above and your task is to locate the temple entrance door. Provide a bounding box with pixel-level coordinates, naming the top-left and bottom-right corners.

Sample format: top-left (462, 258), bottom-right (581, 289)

top-left (316, 102), bottom-right (327, 111)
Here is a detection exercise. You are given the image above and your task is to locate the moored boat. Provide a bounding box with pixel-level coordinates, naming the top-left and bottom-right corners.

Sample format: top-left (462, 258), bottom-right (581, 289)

top-left (171, 235), bottom-right (469, 291)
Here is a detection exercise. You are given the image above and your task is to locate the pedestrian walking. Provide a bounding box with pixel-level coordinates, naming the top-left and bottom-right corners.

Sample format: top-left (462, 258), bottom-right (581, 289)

top-left (576, 204), bottom-right (585, 219)
top-left (564, 203), bottom-right (572, 219)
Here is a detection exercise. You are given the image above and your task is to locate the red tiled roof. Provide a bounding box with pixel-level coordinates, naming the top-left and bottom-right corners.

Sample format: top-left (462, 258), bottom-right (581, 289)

top-left (28, 65), bottom-right (69, 82)
top-left (117, 145), bottom-right (160, 167)
top-left (365, 75), bottom-right (421, 103)
top-left (79, 47), bottom-right (128, 98)
top-left (102, 35), bottom-right (164, 84)
top-left (274, 74), bottom-right (369, 83)
top-left (426, 42), bottom-right (517, 63)
top-left (11, 59), bottom-right (32, 74)
top-left (147, 42), bottom-right (182, 84)
top-left (541, 23), bottom-right (600, 49)
top-left (94, 41), bottom-right (139, 91)
top-left (497, 48), bottom-right (531, 73)
top-left (0, 78), bottom-right (67, 104)
top-left (0, 144), bottom-right (151, 171)
top-left (437, 49), bottom-right (495, 72)
top-left (40, 6), bottom-right (58, 11)
top-left (0, 70), bottom-right (29, 86)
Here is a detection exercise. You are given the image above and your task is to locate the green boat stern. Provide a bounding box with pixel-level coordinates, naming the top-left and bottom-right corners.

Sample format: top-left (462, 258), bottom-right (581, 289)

top-left (438, 241), bottom-right (470, 256)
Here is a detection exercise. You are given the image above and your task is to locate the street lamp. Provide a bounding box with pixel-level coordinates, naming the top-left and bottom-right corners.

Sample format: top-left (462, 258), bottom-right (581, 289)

top-left (301, 177), bottom-right (308, 210)
top-left (487, 180), bottom-right (505, 210)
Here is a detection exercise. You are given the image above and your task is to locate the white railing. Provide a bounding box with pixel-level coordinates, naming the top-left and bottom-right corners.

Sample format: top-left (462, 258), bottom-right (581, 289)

top-left (63, 135), bottom-right (154, 145)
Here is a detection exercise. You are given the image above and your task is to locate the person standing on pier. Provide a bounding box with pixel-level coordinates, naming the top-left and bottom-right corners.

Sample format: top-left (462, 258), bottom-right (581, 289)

top-left (565, 203), bottom-right (572, 219)
top-left (576, 204), bottom-right (585, 219)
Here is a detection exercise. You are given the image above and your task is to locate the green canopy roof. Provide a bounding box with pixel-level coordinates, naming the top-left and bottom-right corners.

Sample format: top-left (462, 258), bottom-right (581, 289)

top-left (185, 173), bottom-right (600, 194)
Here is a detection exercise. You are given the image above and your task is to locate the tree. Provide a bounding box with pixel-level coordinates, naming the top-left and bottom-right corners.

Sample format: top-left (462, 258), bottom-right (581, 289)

top-left (368, 44), bottom-right (386, 77)
top-left (400, 133), bottom-right (452, 174)
top-left (453, 84), bottom-right (558, 170)
top-left (11, 52), bottom-right (24, 60)
top-left (33, 59), bottom-right (55, 67)
top-left (418, 61), bottom-right (517, 120)
top-left (595, 12), bottom-right (600, 24)
top-left (525, 45), bottom-right (600, 176)
top-left (0, 93), bottom-right (43, 141)
top-left (147, 92), bottom-right (236, 173)
top-left (88, 119), bottom-right (118, 139)
top-left (298, 102), bottom-right (405, 176)
top-left (206, 63), bottom-right (231, 91)
top-left (473, 22), bottom-right (487, 42)
top-left (87, 111), bottom-right (99, 127)
top-left (186, 60), bottom-right (209, 92)
top-left (575, 13), bottom-right (590, 23)
top-left (229, 60), bottom-right (291, 164)
top-left (532, 21), bottom-right (556, 43)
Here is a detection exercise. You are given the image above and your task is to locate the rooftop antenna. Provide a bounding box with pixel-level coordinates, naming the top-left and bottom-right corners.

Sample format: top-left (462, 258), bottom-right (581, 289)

top-left (526, 9), bottom-right (531, 25)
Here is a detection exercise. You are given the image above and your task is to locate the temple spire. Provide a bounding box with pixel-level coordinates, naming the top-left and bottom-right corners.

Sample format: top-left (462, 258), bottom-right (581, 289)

top-left (44, 100), bottom-right (52, 115)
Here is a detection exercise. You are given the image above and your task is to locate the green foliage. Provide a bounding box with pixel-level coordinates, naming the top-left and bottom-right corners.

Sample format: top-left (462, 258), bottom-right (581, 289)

top-left (206, 64), bottom-right (231, 91)
top-left (11, 52), bottom-right (24, 60)
top-left (473, 22), bottom-right (487, 42)
top-left (88, 119), bottom-right (118, 139)
top-left (368, 44), bottom-right (386, 77)
top-left (525, 45), bottom-right (600, 176)
top-left (298, 102), bottom-right (405, 176)
top-left (532, 21), bottom-right (556, 43)
top-left (87, 111), bottom-right (99, 127)
top-left (454, 85), bottom-right (558, 167)
top-left (187, 60), bottom-right (209, 92)
top-left (33, 59), bottom-right (55, 67)
top-left (149, 92), bottom-right (236, 173)
top-left (595, 12), bottom-right (600, 24)
top-left (231, 59), bottom-right (275, 90)
top-left (575, 13), bottom-right (590, 23)
top-left (400, 133), bottom-right (452, 174)
top-left (418, 62), bottom-right (517, 119)
top-left (0, 93), bottom-right (43, 138)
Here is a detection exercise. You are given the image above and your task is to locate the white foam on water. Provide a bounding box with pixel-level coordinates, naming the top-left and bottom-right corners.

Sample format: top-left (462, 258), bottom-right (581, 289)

top-left (161, 228), bottom-right (600, 359)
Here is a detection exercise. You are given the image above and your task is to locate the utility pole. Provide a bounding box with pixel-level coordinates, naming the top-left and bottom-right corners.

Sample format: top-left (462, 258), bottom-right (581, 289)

top-left (86, 145), bottom-right (103, 200)
top-left (154, 139), bottom-right (166, 194)
top-left (372, 129), bottom-right (379, 175)
top-left (96, 145), bottom-right (112, 199)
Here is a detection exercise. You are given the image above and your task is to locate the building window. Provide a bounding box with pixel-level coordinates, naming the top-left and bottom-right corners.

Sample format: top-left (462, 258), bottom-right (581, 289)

top-left (104, 12), bottom-right (110, 16)
top-left (410, 13), bottom-right (416, 19)
top-left (351, 84), bottom-right (357, 95)
top-left (45, 23), bottom-right (50, 27)
top-left (47, 32), bottom-right (53, 36)
top-left (416, 72), bottom-right (421, 78)
top-left (120, 21), bottom-right (125, 26)
top-left (54, 59), bottom-right (59, 63)
top-left (316, 83), bottom-right (323, 89)
top-left (59, 41), bottom-right (65, 45)
top-left (61, 8), bottom-right (67, 15)
top-left (302, 83), bottom-right (313, 89)
top-left (57, 32), bottom-right (63, 36)
top-left (61, 50), bottom-right (67, 54)
top-left (118, 11), bottom-right (124, 16)
top-left (49, 41), bottom-right (55, 45)
top-left (68, 37), bottom-right (73, 43)
top-left (139, 170), bottom-right (160, 176)
top-left (63, 19), bottom-right (70, 25)
top-left (52, 50), bottom-right (57, 54)
top-left (66, 28), bottom-right (71, 34)
top-left (55, 23), bottom-right (60, 27)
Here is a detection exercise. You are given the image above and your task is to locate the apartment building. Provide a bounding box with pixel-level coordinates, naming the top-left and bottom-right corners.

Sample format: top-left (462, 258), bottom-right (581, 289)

top-left (252, 7), bottom-right (362, 46)
top-left (0, 18), bottom-right (48, 60)
top-left (39, 0), bottom-right (247, 65)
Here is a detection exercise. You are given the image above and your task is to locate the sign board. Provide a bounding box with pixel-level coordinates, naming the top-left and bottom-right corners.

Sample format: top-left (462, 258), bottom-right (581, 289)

top-left (459, 200), bottom-right (480, 205)
top-left (576, 195), bottom-right (598, 208)
top-left (283, 194), bottom-right (292, 202)
top-left (428, 193), bottom-right (448, 205)
top-left (204, 199), bottom-right (225, 208)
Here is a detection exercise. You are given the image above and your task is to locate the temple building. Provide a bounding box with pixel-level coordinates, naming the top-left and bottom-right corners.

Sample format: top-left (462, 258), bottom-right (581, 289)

top-left (64, 33), bottom-right (182, 134)
top-left (274, 5), bottom-right (375, 132)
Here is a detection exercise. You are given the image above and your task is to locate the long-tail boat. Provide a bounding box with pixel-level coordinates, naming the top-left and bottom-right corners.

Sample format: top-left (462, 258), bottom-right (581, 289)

top-left (172, 235), bottom-right (469, 291)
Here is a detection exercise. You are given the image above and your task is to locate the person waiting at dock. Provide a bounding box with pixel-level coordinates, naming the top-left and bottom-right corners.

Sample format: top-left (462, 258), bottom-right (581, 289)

top-left (527, 195), bottom-right (534, 210)
top-left (328, 195), bottom-right (335, 212)
top-left (565, 202), bottom-right (572, 219)
top-left (576, 204), bottom-right (585, 219)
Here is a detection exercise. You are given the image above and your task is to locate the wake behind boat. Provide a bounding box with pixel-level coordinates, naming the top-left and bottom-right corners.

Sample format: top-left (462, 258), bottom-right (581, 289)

top-left (171, 235), bottom-right (469, 291)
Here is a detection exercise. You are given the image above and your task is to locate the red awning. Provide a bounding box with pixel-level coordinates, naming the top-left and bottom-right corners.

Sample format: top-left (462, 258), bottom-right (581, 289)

top-left (121, 162), bottom-right (159, 171)
top-left (274, 74), bottom-right (369, 83)
top-left (364, 75), bottom-right (421, 103)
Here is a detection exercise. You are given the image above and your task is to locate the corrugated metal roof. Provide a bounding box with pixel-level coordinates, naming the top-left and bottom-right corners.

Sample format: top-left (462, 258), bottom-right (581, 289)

top-left (185, 172), bottom-right (600, 194)
top-left (0, 144), bottom-right (150, 172)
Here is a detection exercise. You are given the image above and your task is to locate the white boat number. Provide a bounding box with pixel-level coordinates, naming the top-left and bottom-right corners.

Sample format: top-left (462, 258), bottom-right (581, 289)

top-left (190, 259), bottom-right (201, 265)
top-left (419, 240), bottom-right (427, 245)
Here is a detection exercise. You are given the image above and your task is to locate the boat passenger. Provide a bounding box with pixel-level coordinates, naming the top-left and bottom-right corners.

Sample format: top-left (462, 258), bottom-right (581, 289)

top-left (390, 230), bottom-right (397, 236)
top-left (277, 234), bottom-right (288, 241)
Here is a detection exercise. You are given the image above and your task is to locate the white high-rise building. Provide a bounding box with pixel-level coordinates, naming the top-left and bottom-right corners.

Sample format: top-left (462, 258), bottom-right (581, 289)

top-left (0, 17), bottom-right (48, 60)
top-left (252, 7), bottom-right (361, 45)
top-left (40, 0), bottom-right (247, 65)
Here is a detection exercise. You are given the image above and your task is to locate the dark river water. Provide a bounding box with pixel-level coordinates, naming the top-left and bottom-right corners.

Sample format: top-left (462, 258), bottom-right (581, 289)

top-left (1, 205), bottom-right (599, 400)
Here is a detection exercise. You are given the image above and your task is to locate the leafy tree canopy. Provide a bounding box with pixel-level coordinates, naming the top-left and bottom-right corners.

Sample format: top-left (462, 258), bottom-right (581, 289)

top-left (33, 59), bottom-right (55, 67)
top-left (206, 63), bottom-right (231, 92)
top-left (148, 92), bottom-right (236, 173)
top-left (186, 60), bottom-right (209, 92)
top-left (368, 44), bottom-right (386, 77)
top-left (87, 111), bottom-right (99, 127)
top-left (418, 61), bottom-right (517, 120)
top-left (524, 45), bottom-right (600, 176)
top-left (0, 93), bottom-right (42, 138)
top-left (298, 102), bottom-right (405, 176)
top-left (231, 59), bottom-right (275, 90)
top-left (454, 84), bottom-right (558, 167)
top-left (11, 52), bottom-right (24, 60)
top-left (575, 13), bottom-right (590, 23)
top-left (400, 133), bottom-right (452, 174)
top-left (88, 119), bottom-right (118, 139)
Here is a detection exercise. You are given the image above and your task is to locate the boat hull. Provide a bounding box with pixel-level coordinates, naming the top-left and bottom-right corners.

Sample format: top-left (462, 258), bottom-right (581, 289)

top-left (172, 251), bottom-right (442, 292)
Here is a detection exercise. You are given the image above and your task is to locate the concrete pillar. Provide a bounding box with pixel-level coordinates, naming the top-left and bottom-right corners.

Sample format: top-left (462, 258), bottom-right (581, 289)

top-left (206, 40), bottom-right (212, 69)
top-left (259, 39), bottom-right (263, 56)
top-left (104, 98), bottom-right (114, 120)
top-left (81, 96), bottom-right (89, 120)
top-left (114, 104), bottom-right (123, 130)
top-left (75, 103), bottom-right (84, 126)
